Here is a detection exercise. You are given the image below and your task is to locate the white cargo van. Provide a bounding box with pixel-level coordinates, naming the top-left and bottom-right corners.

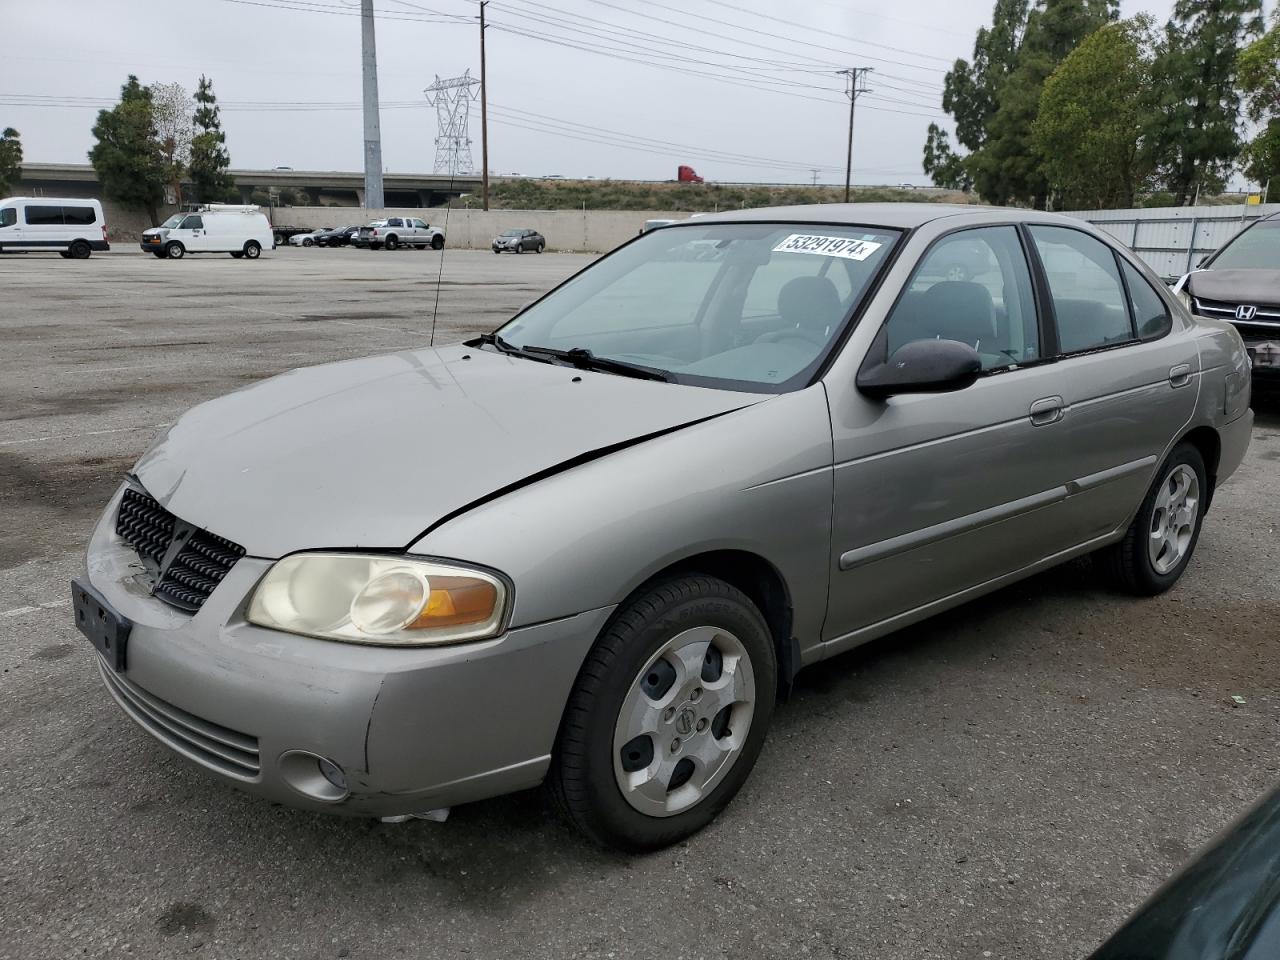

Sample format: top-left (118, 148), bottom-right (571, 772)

top-left (140, 204), bottom-right (274, 260)
top-left (0, 197), bottom-right (109, 258)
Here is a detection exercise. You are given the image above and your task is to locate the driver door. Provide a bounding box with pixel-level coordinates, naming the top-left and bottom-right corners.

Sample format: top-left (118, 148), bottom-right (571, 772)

top-left (823, 225), bottom-right (1076, 648)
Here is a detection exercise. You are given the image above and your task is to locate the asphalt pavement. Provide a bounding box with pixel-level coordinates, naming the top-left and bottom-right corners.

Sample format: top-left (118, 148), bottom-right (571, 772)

top-left (2, 246), bottom-right (1278, 960)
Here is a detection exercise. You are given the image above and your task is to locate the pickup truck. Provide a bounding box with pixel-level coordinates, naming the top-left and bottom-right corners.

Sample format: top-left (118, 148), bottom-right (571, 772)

top-left (353, 217), bottom-right (446, 251)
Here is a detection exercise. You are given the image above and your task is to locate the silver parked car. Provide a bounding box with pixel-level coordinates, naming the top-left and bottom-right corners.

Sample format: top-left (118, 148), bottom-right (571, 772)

top-left (75, 204), bottom-right (1253, 851)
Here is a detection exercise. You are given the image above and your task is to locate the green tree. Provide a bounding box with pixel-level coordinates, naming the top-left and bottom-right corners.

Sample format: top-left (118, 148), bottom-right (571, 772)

top-left (922, 124), bottom-right (973, 190)
top-left (0, 127), bottom-right (22, 195)
top-left (188, 75), bottom-right (236, 204)
top-left (1149, 0), bottom-right (1263, 205)
top-left (978, 0), bottom-right (1119, 207)
top-left (1033, 19), bottom-right (1157, 208)
top-left (89, 76), bottom-right (165, 225)
top-left (1238, 10), bottom-right (1280, 200)
top-left (149, 81), bottom-right (193, 205)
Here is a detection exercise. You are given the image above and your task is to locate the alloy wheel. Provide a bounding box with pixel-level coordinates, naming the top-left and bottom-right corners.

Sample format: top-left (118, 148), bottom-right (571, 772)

top-left (1148, 463), bottom-right (1199, 575)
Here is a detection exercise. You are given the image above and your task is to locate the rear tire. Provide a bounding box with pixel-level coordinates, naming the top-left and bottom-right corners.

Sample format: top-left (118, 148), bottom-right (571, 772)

top-left (69, 240), bottom-right (92, 259)
top-left (431, 234), bottom-right (445, 251)
top-left (1097, 442), bottom-right (1207, 595)
top-left (384, 235), bottom-right (399, 251)
top-left (549, 575), bottom-right (776, 852)
top-left (165, 242), bottom-right (185, 259)
top-left (273, 232), bottom-right (285, 246)
top-left (152, 251), bottom-right (166, 259)
top-left (243, 240), bottom-right (262, 260)
top-left (230, 251), bottom-right (244, 259)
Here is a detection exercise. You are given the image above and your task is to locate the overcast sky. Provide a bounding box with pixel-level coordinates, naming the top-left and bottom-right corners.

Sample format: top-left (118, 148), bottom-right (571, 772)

top-left (0, 0), bottom-right (1224, 186)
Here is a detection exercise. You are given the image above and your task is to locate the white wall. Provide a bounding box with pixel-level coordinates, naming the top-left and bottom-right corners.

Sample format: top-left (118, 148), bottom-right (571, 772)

top-left (273, 206), bottom-right (693, 253)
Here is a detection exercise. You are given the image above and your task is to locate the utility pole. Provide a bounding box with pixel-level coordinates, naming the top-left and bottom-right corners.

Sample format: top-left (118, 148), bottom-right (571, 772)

top-left (479, 1), bottom-right (490, 210)
top-left (360, 0), bottom-right (385, 210)
top-left (837, 67), bottom-right (871, 203)
top-left (810, 168), bottom-right (820, 187)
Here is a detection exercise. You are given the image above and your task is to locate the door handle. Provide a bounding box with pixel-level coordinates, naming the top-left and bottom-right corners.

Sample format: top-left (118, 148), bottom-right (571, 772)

top-left (1029, 396), bottom-right (1065, 426)
top-left (1168, 363), bottom-right (1192, 388)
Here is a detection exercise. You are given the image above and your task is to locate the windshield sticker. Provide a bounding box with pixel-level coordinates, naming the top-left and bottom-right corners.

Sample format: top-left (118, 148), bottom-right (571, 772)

top-left (773, 234), bottom-right (883, 261)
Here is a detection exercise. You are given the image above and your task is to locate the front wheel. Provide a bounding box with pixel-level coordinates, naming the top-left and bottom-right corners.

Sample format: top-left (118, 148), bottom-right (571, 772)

top-left (550, 575), bottom-right (776, 851)
top-left (243, 240), bottom-right (262, 259)
top-left (165, 242), bottom-right (185, 259)
top-left (536, 242), bottom-right (545, 254)
top-left (431, 234), bottom-right (445, 251)
top-left (230, 251), bottom-right (244, 259)
top-left (302, 237), bottom-right (313, 247)
top-left (1098, 442), bottom-right (1208, 595)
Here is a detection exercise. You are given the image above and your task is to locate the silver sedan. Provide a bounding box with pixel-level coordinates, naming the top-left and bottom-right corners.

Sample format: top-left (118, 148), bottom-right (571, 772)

top-left (75, 204), bottom-right (1253, 850)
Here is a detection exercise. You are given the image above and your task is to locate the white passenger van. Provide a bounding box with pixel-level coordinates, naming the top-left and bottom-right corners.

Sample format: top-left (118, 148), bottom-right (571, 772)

top-left (0, 197), bottom-right (109, 258)
top-left (140, 204), bottom-right (274, 260)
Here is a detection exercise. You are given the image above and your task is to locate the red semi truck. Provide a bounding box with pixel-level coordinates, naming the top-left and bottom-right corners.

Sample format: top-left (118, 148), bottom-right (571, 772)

top-left (677, 165), bottom-right (704, 184)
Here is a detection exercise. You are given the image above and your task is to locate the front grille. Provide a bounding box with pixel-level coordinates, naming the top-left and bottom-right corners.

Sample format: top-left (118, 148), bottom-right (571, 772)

top-left (99, 663), bottom-right (260, 780)
top-left (115, 488), bottom-right (246, 613)
top-left (1193, 297), bottom-right (1280, 337)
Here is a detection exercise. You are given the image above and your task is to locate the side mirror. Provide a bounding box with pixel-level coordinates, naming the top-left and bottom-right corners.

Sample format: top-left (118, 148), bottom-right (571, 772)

top-left (857, 338), bottom-right (983, 399)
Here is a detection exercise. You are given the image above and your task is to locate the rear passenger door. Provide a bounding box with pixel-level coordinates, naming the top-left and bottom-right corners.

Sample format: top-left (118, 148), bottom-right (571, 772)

top-left (1025, 226), bottom-right (1197, 540)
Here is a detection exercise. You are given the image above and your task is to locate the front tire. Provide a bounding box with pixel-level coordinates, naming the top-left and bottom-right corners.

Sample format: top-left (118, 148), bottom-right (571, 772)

top-left (536, 242), bottom-right (545, 253)
top-left (165, 242), bottom-right (185, 259)
top-left (243, 240), bottom-right (262, 259)
top-left (302, 237), bottom-right (313, 247)
top-left (550, 575), bottom-right (776, 851)
top-left (1098, 442), bottom-right (1207, 595)
top-left (230, 251), bottom-right (244, 259)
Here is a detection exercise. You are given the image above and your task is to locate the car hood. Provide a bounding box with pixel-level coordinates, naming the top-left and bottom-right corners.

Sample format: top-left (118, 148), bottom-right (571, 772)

top-left (133, 344), bottom-right (762, 557)
top-left (1186, 268), bottom-right (1280, 306)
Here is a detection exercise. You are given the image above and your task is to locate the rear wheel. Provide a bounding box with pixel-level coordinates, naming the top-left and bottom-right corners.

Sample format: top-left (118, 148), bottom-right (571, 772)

top-left (165, 242), bottom-right (185, 259)
top-left (273, 232), bottom-right (285, 246)
top-left (152, 251), bottom-right (166, 259)
top-left (384, 235), bottom-right (399, 251)
top-left (550, 575), bottom-right (776, 851)
top-left (1098, 442), bottom-right (1207, 595)
top-left (243, 240), bottom-right (262, 260)
top-left (431, 234), bottom-right (445, 251)
top-left (69, 240), bottom-right (92, 259)
top-left (230, 251), bottom-right (244, 259)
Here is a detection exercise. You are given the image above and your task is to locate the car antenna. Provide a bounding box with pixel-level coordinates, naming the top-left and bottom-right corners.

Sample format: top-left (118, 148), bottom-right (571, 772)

top-left (429, 168), bottom-right (458, 347)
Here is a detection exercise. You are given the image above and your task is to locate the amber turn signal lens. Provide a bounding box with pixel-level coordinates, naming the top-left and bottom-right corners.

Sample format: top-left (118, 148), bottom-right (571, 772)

top-left (411, 577), bottom-right (499, 629)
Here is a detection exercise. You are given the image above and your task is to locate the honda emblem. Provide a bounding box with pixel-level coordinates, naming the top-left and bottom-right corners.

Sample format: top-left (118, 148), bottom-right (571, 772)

top-left (1235, 304), bottom-right (1258, 321)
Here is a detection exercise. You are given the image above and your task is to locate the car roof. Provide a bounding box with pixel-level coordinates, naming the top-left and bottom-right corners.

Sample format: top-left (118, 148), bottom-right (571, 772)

top-left (683, 202), bottom-right (1086, 230)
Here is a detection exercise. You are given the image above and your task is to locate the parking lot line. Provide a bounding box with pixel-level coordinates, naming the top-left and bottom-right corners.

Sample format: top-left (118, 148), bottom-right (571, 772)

top-left (0, 423), bottom-right (169, 447)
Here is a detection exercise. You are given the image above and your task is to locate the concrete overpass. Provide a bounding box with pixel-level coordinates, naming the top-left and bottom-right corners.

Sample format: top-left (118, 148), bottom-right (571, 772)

top-left (14, 163), bottom-right (481, 208)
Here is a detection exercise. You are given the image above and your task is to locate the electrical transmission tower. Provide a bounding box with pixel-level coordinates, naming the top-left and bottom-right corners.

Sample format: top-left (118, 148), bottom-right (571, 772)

top-left (425, 71), bottom-right (480, 176)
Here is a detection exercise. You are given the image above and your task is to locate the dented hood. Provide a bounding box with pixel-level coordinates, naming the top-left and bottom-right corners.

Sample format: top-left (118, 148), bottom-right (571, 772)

top-left (134, 344), bottom-right (759, 558)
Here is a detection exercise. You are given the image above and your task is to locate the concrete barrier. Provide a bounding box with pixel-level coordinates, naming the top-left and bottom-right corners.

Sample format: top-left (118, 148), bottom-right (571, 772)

top-left (270, 207), bottom-right (694, 253)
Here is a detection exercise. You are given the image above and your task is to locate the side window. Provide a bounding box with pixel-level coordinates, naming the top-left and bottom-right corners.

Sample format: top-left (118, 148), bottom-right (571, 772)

top-left (388, 218), bottom-right (404, 228)
top-left (1028, 226), bottom-right (1135, 353)
top-left (885, 225), bottom-right (1039, 370)
top-left (26, 205), bottom-right (65, 225)
top-left (62, 206), bottom-right (97, 225)
top-left (180, 215), bottom-right (203, 229)
top-left (0, 208), bottom-right (15, 228)
top-left (1120, 259), bottom-right (1172, 340)
top-left (413, 219), bottom-right (429, 229)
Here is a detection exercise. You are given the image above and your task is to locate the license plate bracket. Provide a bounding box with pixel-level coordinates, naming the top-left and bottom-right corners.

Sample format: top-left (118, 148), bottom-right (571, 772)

top-left (71, 578), bottom-right (131, 672)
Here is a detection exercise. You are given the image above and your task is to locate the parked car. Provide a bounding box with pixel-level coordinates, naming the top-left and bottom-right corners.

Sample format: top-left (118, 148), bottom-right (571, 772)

top-left (354, 217), bottom-right (445, 251)
top-left (288, 228), bottom-right (332, 247)
top-left (75, 205), bottom-right (1251, 851)
top-left (140, 204), bottom-right (273, 260)
top-left (492, 228), bottom-right (545, 254)
top-left (1088, 783), bottom-right (1280, 959)
top-left (0, 197), bottom-right (108, 258)
top-left (316, 226), bottom-right (361, 247)
top-left (1175, 211), bottom-right (1280, 384)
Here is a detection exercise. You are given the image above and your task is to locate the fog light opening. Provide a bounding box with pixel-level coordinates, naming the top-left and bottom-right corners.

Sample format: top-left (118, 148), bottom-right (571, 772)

top-left (279, 750), bottom-right (350, 803)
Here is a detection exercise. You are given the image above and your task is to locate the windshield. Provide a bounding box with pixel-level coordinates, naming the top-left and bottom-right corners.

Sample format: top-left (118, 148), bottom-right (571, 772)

top-left (1209, 221), bottom-right (1280, 270)
top-left (501, 229), bottom-right (523, 237)
top-left (160, 215), bottom-right (183, 228)
top-left (497, 222), bottom-right (900, 392)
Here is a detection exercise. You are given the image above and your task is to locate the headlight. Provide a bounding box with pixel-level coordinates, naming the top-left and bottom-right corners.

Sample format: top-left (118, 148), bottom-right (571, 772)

top-left (246, 553), bottom-right (507, 646)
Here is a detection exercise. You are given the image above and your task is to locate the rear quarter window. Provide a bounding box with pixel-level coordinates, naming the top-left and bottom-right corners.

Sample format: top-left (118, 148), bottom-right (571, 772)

top-left (1120, 259), bottom-right (1172, 340)
top-left (62, 206), bottom-right (97, 226)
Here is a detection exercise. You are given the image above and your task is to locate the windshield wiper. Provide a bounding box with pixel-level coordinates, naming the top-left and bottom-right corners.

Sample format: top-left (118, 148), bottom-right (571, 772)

top-left (467, 331), bottom-right (550, 362)
top-left (520, 345), bottom-right (673, 382)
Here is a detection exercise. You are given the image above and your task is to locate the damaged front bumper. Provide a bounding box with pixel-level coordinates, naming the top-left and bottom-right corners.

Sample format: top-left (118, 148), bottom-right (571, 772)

top-left (83, 485), bottom-right (610, 817)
